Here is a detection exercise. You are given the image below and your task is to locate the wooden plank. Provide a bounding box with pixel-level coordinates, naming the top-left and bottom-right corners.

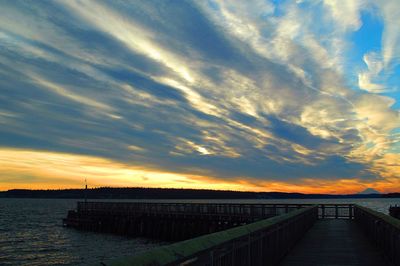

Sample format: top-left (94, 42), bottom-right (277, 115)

top-left (280, 219), bottom-right (388, 266)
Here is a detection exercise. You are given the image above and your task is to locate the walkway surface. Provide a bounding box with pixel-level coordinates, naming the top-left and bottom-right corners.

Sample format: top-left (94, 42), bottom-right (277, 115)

top-left (280, 219), bottom-right (388, 266)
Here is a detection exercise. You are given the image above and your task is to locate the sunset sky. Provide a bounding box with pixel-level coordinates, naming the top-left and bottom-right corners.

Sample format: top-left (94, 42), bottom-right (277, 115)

top-left (0, 0), bottom-right (399, 194)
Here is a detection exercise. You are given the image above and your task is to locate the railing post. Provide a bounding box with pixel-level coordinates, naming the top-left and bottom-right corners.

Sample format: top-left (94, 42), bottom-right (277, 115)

top-left (335, 205), bottom-right (338, 219)
top-left (321, 205), bottom-right (325, 219)
top-left (349, 205), bottom-right (353, 219)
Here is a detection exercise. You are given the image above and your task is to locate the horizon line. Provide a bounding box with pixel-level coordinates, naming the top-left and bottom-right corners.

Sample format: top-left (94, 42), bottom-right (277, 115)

top-left (1, 186), bottom-right (397, 196)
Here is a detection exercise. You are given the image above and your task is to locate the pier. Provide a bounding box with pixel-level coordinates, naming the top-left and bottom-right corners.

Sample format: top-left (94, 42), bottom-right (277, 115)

top-left (281, 219), bottom-right (387, 265)
top-left (390, 205), bottom-right (400, 219)
top-left (64, 202), bottom-right (314, 241)
top-left (63, 202), bottom-right (400, 265)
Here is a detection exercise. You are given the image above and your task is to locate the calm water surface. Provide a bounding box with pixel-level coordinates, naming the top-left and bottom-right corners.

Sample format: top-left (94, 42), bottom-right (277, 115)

top-left (0, 198), bottom-right (399, 265)
top-left (0, 199), bottom-right (163, 266)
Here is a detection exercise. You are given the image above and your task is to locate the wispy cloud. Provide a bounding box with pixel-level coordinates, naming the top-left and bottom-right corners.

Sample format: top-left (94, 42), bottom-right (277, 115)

top-left (0, 0), bottom-right (399, 193)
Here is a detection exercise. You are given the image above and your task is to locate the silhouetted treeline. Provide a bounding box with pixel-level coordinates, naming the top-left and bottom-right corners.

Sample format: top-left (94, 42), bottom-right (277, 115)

top-left (0, 187), bottom-right (397, 199)
top-left (383, 193), bottom-right (400, 198)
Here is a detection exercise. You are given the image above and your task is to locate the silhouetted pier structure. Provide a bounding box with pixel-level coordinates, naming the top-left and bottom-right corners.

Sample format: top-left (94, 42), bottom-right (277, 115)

top-left (63, 202), bottom-right (400, 265)
top-left (390, 205), bottom-right (400, 219)
top-left (64, 202), bottom-right (317, 241)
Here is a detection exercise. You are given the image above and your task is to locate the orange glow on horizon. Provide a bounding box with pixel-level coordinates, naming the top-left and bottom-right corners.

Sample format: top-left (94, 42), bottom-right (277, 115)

top-left (0, 148), bottom-right (398, 194)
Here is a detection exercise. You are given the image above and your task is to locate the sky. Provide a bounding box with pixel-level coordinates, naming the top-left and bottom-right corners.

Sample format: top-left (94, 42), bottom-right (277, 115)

top-left (0, 0), bottom-right (399, 194)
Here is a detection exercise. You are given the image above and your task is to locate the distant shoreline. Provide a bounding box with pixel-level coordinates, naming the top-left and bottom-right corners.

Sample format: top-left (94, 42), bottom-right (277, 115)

top-left (1, 187), bottom-right (399, 199)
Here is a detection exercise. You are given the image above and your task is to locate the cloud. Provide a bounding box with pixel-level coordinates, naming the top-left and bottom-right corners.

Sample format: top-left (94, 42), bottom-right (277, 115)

top-left (0, 148), bottom-right (238, 190)
top-left (0, 0), bottom-right (399, 192)
top-left (355, 0), bottom-right (400, 94)
top-left (377, 0), bottom-right (400, 68)
top-left (323, 0), bottom-right (364, 32)
top-left (2, 148), bottom-right (397, 194)
top-left (358, 72), bottom-right (386, 93)
top-left (61, 0), bottom-right (195, 83)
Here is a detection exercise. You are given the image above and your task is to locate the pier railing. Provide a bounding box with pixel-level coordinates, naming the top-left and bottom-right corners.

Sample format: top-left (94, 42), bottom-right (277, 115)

top-left (67, 202), bottom-right (321, 241)
top-left (76, 202), bottom-right (354, 219)
top-left (318, 204), bottom-right (353, 219)
top-left (64, 202), bottom-right (354, 241)
top-left (104, 205), bottom-right (318, 266)
top-left (354, 205), bottom-right (400, 266)
top-left (77, 202), bottom-right (308, 219)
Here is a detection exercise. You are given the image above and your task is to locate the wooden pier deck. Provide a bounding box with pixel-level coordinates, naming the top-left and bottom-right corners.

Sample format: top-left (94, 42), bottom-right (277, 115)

top-left (280, 219), bottom-right (388, 266)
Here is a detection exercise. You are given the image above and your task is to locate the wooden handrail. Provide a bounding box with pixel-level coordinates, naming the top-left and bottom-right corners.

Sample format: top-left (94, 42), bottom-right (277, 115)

top-left (354, 205), bottom-right (400, 266)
